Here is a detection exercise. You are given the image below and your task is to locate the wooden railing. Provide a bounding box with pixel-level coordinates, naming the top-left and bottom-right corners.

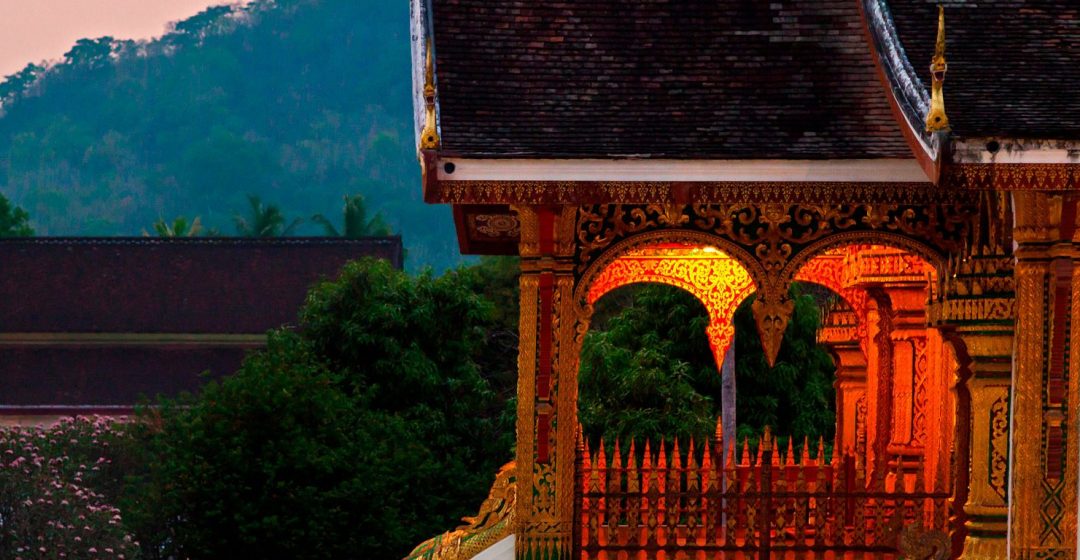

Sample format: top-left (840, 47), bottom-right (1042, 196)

top-left (574, 429), bottom-right (950, 558)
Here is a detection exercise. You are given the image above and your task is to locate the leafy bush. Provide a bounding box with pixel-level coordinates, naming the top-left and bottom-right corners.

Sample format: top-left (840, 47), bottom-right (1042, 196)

top-left (0, 417), bottom-right (137, 560)
top-left (123, 259), bottom-right (514, 559)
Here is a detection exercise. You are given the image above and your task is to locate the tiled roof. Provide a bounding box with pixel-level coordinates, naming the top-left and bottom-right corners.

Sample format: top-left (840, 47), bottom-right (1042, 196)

top-left (0, 347), bottom-right (247, 407)
top-left (887, 1), bottom-right (1080, 140)
top-left (0, 237), bottom-right (403, 333)
top-left (0, 237), bottom-right (402, 412)
top-left (431, 0), bottom-right (912, 159)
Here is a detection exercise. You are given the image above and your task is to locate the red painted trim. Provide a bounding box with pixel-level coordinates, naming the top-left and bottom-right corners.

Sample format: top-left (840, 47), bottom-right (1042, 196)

top-left (537, 412), bottom-right (551, 463)
top-left (1047, 424), bottom-right (1065, 483)
top-left (1061, 198), bottom-right (1078, 240)
top-left (452, 205), bottom-right (473, 254)
top-left (1049, 260), bottom-right (1072, 406)
top-left (421, 151), bottom-right (440, 203)
top-left (538, 207), bottom-right (555, 255)
top-left (538, 273), bottom-right (554, 401)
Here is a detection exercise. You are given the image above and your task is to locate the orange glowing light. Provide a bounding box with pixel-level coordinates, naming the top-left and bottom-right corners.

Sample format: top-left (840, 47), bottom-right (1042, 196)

top-left (587, 243), bottom-right (755, 362)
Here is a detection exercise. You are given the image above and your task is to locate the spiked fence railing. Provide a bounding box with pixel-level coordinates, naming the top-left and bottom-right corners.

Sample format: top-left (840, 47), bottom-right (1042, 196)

top-left (574, 426), bottom-right (950, 558)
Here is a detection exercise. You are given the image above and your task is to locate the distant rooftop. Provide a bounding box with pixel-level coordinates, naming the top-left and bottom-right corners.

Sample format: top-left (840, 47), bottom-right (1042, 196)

top-left (0, 236), bottom-right (403, 416)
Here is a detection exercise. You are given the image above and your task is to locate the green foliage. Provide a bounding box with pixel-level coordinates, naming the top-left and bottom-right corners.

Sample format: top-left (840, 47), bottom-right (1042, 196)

top-left (233, 194), bottom-right (302, 237)
top-left (0, 192), bottom-right (32, 237)
top-left (579, 285), bottom-right (722, 445)
top-left (579, 282), bottom-right (837, 447)
top-left (0, 0), bottom-right (460, 269)
top-left (311, 194), bottom-right (391, 238)
top-left (733, 284), bottom-right (837, 444)
top-left (124, 259), bottom-right (514, 559)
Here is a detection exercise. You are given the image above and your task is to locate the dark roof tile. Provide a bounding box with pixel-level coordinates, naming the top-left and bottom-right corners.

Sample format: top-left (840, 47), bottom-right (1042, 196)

top-left (431, 0), bottom-right (912, 159)
top-left (888, 1), bottom-right (1080, 139)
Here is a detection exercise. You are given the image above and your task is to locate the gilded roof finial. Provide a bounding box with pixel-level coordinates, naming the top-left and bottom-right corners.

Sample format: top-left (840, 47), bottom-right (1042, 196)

top-left (925, 5), bottom-right (950, 132)
top-left (420, 39), bottom-right (440, 150)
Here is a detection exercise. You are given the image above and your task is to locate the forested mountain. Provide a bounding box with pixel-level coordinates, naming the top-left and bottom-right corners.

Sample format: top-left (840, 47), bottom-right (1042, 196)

top-left (0, 0), bottom-right (461, 270)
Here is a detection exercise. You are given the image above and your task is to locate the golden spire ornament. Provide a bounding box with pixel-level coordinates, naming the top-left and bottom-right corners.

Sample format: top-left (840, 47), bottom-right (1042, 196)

top-left (925, 5), bottom-right (950, 132)
top-left (420, 39), bottom-right (441, 150)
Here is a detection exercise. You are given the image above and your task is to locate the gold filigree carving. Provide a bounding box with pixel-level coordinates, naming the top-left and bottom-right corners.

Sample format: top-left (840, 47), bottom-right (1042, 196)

top-left (945, 164), bottom-right (1080, 192)
top-left (928, 297), bottom-right (1016, 325)
top-left (429, 181), bottom-right (984, 206)
top-left (912, 336), bottom-right (930, 447)
top-left (585, 244), bottom-right (756, 359)
top-left (514, 206), bottom-right (541, 257)
top-left (405, 462), bottom-right (516, 560)
top-left (473, 214), bottom-right (520, 238)
top-left (752, 296), bottom-right (795, 368)
top-left (575, 203), bottom-right (975, 366)
top-left (989, 395), bottom-right (1010, 501)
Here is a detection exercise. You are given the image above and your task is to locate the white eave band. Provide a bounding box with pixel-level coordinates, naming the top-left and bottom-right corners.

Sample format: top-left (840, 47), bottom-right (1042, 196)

top-left (437, 158), bottom-right (930, 183)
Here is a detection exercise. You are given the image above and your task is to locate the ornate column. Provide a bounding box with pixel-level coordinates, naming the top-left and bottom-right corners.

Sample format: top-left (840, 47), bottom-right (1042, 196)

top-left (885, 285), bottom-right (931, 467)
top-left (922, 189), bottom-right (1017, 558)
top-left (818, 302), bottom-right (867, 456)
top-left (935, 321), bottom-right (1013, 559)
top-left (865, 291), bottom-right (894, 477)
top-left (514, 206), bottom-right (579, 560)
top-left (1009, 191), bottom-right (1080, 559)
top-left (845, 247), bottom-right (936, 477)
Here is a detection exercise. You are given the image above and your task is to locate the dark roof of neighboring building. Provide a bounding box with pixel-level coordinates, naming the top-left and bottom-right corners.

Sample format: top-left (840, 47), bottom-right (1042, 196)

top-left (0, 237), bottom-right (403, 334)
top-left (0, 346), bottom-right (248, 408)
top-left (431, 0), bottom-right (912, 159)
top-left (887, 1), bottom-right (1080, 140)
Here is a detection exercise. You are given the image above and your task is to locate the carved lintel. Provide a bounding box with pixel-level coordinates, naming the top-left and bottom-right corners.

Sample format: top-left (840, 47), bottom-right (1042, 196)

top-left (752, 295), bottom-right (794, 367)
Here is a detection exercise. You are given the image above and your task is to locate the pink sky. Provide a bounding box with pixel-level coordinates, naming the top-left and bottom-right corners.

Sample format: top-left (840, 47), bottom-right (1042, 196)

top-left (0, 0), bottom-right (228, 76)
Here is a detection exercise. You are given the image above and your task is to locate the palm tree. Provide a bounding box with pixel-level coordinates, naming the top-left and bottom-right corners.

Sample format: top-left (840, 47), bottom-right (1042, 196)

top-left (233, 194), bottom-right (302, 237)
top-left (311, 194), bottom-right (391, 238)
top-left (143, 215), bottom-right (203, 237)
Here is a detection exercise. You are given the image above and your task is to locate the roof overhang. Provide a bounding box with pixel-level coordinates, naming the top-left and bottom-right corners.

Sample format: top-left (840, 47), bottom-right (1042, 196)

top-left (858, 0), bottom-right (944, 182)
top-left (435, 158), bottom-right (927, 183)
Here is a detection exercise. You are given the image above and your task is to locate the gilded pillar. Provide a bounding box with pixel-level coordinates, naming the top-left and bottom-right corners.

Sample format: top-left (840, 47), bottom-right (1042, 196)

top-left (886, 285), bottom-right (932, 464)
top-left (514, 205), bottom-right (579, 560)
top-left (929, 193), bottom-right (1017, 559)
top-left (1009, 191), bottom-right (1080, 559)
top-left (829, 339), bottom-right (867, 456)
top-left (938, 324), bottom-right (1013, 559)
top-left (866, 290), bottom-right (894, 477)
top-left (818, 301), bottom-right (867, 456)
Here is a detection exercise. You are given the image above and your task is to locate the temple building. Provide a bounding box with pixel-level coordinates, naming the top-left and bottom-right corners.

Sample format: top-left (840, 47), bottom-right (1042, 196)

top-left (0, 237), bottom-right (402, 425)
top-left (407, 0), bottom-right (1080, 559)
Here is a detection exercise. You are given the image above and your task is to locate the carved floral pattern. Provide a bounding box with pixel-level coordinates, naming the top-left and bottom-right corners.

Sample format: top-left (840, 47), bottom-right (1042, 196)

top-left (989, 395), bottom-right (1010, 501)
top-left (586, 246), bottom-right (755, 358)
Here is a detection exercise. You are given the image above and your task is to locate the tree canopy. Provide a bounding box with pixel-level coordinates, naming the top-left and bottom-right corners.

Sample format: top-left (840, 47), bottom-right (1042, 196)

top-left (124, 259), bottom-right (514, 559)
top-left (0, 192), bottom-right (32, 237)
top-left (579, 283), bottom-right (837, 448)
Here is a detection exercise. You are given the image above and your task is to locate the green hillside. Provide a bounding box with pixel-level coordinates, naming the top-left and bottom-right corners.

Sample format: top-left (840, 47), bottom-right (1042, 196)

top-left (0, 0), bottom-right (461, 270)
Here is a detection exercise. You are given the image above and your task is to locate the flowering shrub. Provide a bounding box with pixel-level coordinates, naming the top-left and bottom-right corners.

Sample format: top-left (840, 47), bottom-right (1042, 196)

top-left (0, 417), bottom-right (138, 560)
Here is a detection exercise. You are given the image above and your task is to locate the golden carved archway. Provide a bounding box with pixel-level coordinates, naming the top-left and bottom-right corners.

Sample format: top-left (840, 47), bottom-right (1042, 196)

top-left (585, 242), bottom-right (755, 360)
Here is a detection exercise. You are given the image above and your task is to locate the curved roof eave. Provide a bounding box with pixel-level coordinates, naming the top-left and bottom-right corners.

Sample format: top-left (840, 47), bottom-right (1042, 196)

top-left (858, 0), bottom-right (944, 182)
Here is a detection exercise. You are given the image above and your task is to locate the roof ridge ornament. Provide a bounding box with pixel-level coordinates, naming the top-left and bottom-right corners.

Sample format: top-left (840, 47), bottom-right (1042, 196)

top-left (420, 39), bottom-right (440, 150)
top-left (925, 6), bottom-right (950, 132)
